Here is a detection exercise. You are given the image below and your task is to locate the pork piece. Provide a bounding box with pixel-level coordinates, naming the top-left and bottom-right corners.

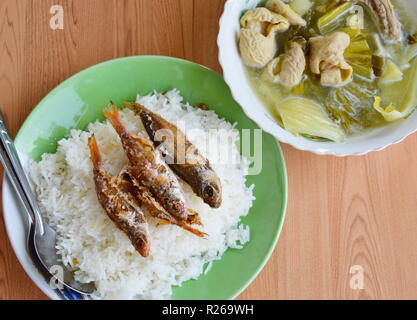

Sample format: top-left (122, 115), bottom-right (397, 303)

top-left (262, 41), bottom-right (306, 86)
top-left (309, 32), bottom-right (353, 87)
top-left (240, 7), bottom-right (290, 35)
top-left (265, 0), bottom-right (307, 26)
top-left (239, 7), bottom-right (290, 67)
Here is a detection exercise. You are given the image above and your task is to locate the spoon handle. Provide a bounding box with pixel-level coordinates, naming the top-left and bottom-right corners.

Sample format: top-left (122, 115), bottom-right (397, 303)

top-left (0, 110), bottom-right (44, 234)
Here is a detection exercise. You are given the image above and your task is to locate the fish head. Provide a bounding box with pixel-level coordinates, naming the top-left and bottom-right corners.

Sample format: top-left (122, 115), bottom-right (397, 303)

top-left (202, 179), bottom-right (222, 208)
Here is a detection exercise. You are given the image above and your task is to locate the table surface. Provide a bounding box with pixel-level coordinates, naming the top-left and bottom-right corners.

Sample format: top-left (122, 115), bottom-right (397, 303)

top-left (1, 0), bottom-right (417, 300)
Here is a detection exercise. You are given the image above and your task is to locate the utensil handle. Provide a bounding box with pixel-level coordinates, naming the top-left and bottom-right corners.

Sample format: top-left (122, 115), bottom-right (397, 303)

top-left (0, 110), bottom-right (44, 234)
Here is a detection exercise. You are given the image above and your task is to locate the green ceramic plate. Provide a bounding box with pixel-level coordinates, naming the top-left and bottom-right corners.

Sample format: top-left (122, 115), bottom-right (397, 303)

top-left (13, 56), bottom-right (288, 300)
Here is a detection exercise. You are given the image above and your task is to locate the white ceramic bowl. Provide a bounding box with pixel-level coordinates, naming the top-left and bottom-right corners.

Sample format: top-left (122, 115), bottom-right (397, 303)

top-left (218, 0), bottom-right (417, 156)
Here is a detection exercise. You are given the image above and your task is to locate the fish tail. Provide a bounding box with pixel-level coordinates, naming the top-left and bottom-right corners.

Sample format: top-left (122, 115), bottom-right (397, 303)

top-left (179, 222), bottom-right (207, 238)
top-left (155, 216), bottom-right (206, 238)
top-left (103, 104), bottom-right (126, 136)
top-left (88, 134), bottom-right (102, 167)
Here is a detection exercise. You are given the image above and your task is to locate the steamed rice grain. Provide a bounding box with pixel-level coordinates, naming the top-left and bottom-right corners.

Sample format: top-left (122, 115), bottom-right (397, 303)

top-left (29, 90), bottom-right (254, 299)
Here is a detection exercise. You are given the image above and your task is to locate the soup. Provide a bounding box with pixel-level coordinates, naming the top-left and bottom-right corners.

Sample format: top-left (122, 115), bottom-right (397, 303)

top-left (239, 0), bottom-right (417, 142)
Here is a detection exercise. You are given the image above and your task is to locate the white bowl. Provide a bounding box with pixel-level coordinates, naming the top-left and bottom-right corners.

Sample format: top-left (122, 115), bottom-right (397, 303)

top-left (218, 0), bottom-right (417, 156)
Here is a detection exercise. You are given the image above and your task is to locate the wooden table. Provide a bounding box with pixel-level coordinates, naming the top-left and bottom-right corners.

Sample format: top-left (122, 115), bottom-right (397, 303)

top-left (1, 0), bottom-right (417, 300)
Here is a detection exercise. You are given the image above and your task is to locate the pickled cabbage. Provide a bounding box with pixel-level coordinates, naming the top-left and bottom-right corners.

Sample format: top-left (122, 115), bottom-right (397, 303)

top-left (317, 2), bottom-right (354, 35)
top-left (344, 28), bottom-right (374, 80)
top-left (380, 59), bottom-right (403, 84)
top-left (275, 97), bottom-right (345, 142)
top-left (290, 0), bottom-right (312, 16)
top-left (374, 57), bottom-right (417, 121)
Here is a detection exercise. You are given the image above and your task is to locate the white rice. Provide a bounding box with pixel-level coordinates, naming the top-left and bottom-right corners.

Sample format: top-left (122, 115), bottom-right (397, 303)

top-left (29, 90), bottom-right (254, 300)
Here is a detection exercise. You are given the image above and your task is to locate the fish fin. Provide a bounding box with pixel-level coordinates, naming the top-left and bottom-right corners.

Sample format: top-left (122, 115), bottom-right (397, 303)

top-left (88, 135), bottom-right (102, 166)
top-left (103, 104), bottom-right (126, 136)
top-left (133, 136), bottom-right (155, 149)
top-left (117, 165), bottom-right (130, 180)
top-left (178, 222), bottom-right (207, 238)
top-left (155, 218), bottom-right (207, 238)
top-left (182, 162), bottom-right (198, 168)
top-left (135, 184), bottom-right (176, 223)
top-left (156, 220), bottom-right (171, 227)
top-left (187, 209), bottom-right (203, 226)
top-left (115, 167), bottom-right (136, 195)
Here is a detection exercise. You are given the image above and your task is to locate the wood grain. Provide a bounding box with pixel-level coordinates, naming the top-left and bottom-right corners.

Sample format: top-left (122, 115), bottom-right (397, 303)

top-left (0, 0), bottom-right (417, 300)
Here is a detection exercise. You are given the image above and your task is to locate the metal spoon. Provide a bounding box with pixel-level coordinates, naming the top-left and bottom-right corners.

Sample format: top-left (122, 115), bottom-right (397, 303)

top-left (0, 110), bottom-right (95, 295)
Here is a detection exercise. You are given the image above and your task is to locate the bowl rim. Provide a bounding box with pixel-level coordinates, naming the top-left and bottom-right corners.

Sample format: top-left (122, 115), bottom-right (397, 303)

top-left (217, 0), bottom-right (417, 157)
top-left (2, 55), bottom-right (289, 300)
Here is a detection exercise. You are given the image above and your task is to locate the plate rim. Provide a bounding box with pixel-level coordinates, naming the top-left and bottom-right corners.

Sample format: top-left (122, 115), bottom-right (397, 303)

top-left (2, 55), bottom-right (288, 300)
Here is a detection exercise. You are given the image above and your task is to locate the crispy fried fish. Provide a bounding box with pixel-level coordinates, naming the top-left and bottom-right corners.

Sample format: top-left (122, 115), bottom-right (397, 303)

top-left (104, 105), bottom-right (188, 221)
top-left (124, 102), bottom-right (222, 209)
top-left (88, 135), bottom-right (151, 257)
top-left (118, 169), bottom-right (206, 238)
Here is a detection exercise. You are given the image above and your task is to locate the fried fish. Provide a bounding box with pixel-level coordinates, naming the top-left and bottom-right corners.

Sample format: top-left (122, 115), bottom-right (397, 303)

top-left (124, 102), bottom-right (222, 208)
top-left (88, 135), bottom-right (151, 257)
top-left (104, 105), bottom-right (188, 221)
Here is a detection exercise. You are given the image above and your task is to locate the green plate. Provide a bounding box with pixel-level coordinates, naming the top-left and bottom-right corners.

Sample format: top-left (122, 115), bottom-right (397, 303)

top-left (15, 56), bottom-right (288, 300)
